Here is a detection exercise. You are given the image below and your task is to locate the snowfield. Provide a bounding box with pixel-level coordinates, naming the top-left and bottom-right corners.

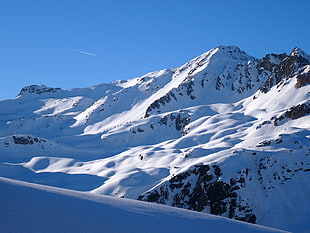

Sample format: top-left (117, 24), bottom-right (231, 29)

top-left (0, 46), bottom-right (309, 232)
top-left (0, 177), bottom-right (288, 233)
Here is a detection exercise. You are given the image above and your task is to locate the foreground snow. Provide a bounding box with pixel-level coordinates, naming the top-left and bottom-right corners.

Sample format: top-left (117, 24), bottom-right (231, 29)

top-left (0, 177), bottom-right (287, 233)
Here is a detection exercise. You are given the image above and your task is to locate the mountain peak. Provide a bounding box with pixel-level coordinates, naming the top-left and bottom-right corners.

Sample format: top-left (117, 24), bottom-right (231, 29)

top-left (290, 47), bottom-right (310, 62)
top-left (215, 45), bottom-right (255, 61)
top-left (217, 45), bottom-right (242, 53)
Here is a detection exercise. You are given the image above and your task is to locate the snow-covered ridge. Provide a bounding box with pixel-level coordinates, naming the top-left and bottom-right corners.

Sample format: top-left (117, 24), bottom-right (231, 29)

top-left (0, 45), bottom-right (309, 232)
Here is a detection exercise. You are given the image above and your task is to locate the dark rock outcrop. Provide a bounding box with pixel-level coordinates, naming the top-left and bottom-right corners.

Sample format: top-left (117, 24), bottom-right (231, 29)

top-left (18, 85), bottom-right (62, 96)
top-left (260, 48), bottom-right (310, 93)
top-left (296, 69), bottom-right (310, 88)
top-left (12, 135), bottom-right (46, 145)
top-left (257, 53), bottom-right (287, 72)
top-left (138, 164), bottom-right (256, 224)
top-left (272, 101), bottom-right (310, 126)
top-left (144, 91), bottom-right (178, 118)
top-left (158, 111), bottom-right (190, 132)
top-left (285, 102), bottom-right (310, 120)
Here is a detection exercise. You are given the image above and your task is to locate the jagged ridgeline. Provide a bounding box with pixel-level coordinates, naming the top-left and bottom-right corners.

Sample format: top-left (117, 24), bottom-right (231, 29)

top-left (0, 46), bottom-right (309, 232)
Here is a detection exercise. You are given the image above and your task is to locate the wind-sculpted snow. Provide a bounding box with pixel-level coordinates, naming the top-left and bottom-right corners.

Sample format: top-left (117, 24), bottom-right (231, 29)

top-left (0, 46), bottom-right (309, 232)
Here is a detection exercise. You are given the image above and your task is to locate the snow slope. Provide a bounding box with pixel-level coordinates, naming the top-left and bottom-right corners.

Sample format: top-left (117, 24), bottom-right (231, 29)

top-left (0, 45), bottom-right (309, 232)
top-left (0, 177), bottom-right (287, 233)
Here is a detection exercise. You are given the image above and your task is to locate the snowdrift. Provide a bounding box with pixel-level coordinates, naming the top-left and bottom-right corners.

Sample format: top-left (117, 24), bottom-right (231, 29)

top-left (0, 177), bottom-right (287, 233)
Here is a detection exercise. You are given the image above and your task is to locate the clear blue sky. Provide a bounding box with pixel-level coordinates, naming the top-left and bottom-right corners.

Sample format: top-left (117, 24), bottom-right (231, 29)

top-left (0, 0), bottom-right (309, 100)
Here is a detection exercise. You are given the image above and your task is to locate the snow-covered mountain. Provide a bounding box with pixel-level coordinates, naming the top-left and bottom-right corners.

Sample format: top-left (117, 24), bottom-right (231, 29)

top-left (0, 46), bottom-right (309, 232)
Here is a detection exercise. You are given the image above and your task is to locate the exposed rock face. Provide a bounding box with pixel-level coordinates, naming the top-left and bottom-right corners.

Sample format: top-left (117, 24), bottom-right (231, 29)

top-left (138, 164), bottom-right (256, 224)
top-left (158, 111), bottom-right (190, 131)
top-left (257, 53), bottom-right (287, 72)
top-left (144, 91), bottom-right (178, 117)
top-left (285, 102), bottom-right (310, 120)
top-left (18, 85), bottom-right (62, 96)
top-left (296, 67), bottom-right (310, 88)
top-left (274, 49), bottom-right (309, 79)
top-left (260, 48), bottom-right (310, 93)
top-left (271, 101), bottom-right (310, 126)
top-left (12, 135), bottom-right (46, 145)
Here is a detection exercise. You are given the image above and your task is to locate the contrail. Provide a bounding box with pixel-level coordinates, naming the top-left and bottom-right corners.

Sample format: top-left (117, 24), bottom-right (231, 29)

top-left (69, 48), bottom-right (96, 56)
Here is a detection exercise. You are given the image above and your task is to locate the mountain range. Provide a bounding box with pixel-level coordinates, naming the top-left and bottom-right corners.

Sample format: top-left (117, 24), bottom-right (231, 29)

top-left (0, 45), bottom-right (309, 232)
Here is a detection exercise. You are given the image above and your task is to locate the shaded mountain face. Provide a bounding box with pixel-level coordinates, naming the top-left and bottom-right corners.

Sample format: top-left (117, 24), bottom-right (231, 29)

top-left (0, 46), bottom-right (309, 232)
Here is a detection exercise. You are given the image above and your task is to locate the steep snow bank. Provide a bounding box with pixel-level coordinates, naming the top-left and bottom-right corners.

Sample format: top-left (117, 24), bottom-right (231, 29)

top-left (0, 177), bottom-right (287, 233)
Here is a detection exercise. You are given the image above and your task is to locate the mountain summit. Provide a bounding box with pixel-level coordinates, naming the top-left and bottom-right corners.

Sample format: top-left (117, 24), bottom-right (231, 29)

top-left (0, 46), bottom-right (309, 232)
